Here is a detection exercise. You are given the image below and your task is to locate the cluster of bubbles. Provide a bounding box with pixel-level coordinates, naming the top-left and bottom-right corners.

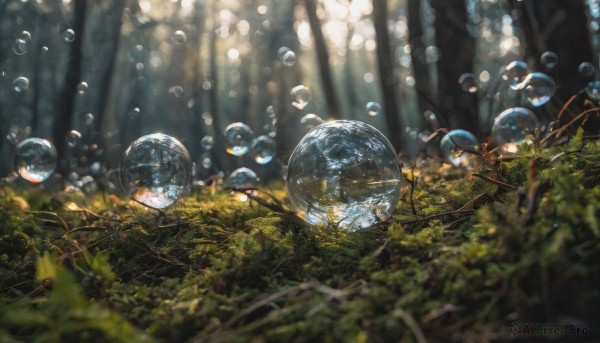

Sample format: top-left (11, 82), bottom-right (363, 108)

top-left (458, 56), bottom-right (557, 109)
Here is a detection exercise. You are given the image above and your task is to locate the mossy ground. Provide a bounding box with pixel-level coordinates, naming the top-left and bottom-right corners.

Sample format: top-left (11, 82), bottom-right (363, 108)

top-left (0, 130), bottom-right (599, 343)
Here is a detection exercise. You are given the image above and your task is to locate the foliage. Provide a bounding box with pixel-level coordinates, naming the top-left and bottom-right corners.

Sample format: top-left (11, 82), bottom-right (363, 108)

top-left (0, 136), bottom-right (599, 342)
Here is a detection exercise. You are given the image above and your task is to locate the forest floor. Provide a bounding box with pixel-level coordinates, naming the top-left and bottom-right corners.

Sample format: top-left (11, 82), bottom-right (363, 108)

top-left (0, 128), bottom-right (599, 343)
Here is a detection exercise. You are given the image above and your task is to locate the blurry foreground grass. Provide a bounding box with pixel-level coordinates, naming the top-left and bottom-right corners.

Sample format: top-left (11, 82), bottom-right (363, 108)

top-left (0, 130), bottom-right (599, 343)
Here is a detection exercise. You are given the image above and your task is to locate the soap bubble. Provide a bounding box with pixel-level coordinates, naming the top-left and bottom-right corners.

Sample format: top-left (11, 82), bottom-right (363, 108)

top-left (224, 167), bottom-right (259, 188)
top-left (120, 133), bottom-right (192, 209)
top-left (19, 30), bottom-right (32, 41)
top-left (66, 130), bottom-right (82, 148)
top-left (491, 107), bottom-right (538, 153)
top-left (586, 80), bottom-right (600, 101)
top-left (79, 175), bottom-right (98, 194)
top-left (128, 107), bottom-right (141, 119)
top-left (77, 82), bottom-right (88, 94)
top-left (300, 113), bottom-right (323, 132)
top-left (169, 85), bottom-right (184, 97)
top-left (291, 85), bottom-right (311, 110)
top-left (12, 38), bottom-right (29, 55)
top-left (12, 77), bottom-right (29, 93)
top-left (365, 101), bottom-right (382, 116)
top-left (501, 61), bottom-right (529, 90)
top-left (278, 46), bottom-right (297, 66)
top-left (458, 72), bottom-right (478, 94)
top-left (84, 112), bottom-right (95, 125)
top-left (6, 126), bottom-right (30, 145)
top-left (224, 122), bottom-right (253, 156)
top-left (287, 120), bottom-right (401, 231)
top-left (439, 129), bottom-right (479, 168)
top-left (252, 135), bottom-right (276, 165)
top-left (281, 50), bottom-right (297, 66)
top-left (201, 135), bottom-right (214, 150)
top-left (14, 138), bottom-right (57, 184)
top-left (63, 29), bottom-right (76, 42)
top-left (200, 152), bottom-right (212, 169)
top-left (579, 62), bottom-right (595, 77)
top-left (521, 73), bottom-right (555, 107)
top-left (540, 51), bottom-right (558, 68)
top-left (171, 30), bottom-right (187, 45)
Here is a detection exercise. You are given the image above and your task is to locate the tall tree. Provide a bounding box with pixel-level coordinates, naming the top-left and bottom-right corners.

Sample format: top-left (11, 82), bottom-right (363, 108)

top-left (431, 0), bottom-right (479, 135)
top-left (373, 0), bottom-right (403, 150)
top-left (304, 0), bottom-right (341, 119)
top-left (51, 0), bottom-right (86, 173)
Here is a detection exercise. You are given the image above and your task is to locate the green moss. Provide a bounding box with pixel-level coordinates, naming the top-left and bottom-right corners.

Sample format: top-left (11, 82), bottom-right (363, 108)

top-left (0, 136), bottom-right (599, 342)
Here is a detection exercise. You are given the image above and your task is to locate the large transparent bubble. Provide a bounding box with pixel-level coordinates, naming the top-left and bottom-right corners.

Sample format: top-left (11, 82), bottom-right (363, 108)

top-left (286, 120), bottom-right (401, 231)
top-left (120, 133), bottom-right (192, 209)
top-left (14, 138), bottom-right (57, 183)
top-left (491, 107), bottom-right (539, 154)
top-left (439, 129), bottom-right (479, 168)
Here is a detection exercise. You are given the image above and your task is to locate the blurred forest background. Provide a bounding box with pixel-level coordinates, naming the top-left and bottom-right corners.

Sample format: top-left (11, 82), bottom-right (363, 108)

top-left (0, 0), bottom-right (597, 185)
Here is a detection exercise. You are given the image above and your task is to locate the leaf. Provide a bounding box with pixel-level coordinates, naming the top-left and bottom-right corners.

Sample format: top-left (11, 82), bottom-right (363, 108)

top-left (35, 251), bottom-right (57, 282)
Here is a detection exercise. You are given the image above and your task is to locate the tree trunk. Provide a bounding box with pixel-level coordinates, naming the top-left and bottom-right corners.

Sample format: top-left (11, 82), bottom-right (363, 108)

top-left (373, 0), bottom-right (403, 151)
top-left (431, 0), bottom-right (479, 135)
top-left (304, 0), bottom-right (340, 119)
top-left (52, 0), bottom-right (86, 173)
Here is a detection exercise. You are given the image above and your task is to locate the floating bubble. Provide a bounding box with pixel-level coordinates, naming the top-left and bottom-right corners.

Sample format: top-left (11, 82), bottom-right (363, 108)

top-left (6, 126), bottom-right (30, 145)
top-left (14, 138), bottom-right (57, 184)
top-left (224, 122), bottom-right (253, 156)
top-left (12, 38), bottom-right (29, 55)
top-left (201, 135), bottom-right (214, 150)
top-left (90, 161), bottom-right (101, 175)
top-left (290, 85), bottom-right (311, 110)
top-left (540, 51), bottom-right (558, 68)
top-left (223, 167), bottom-right (258, 188)
top-left (286, 120), bottom-right (401, 231)
top-left (171, 30), bottom-right (187, 45)
top-left (84, 112), bottom-right (95, 125)
top-left (66, 130), bottom-right (82, 148)
top-left (41, 46), bottom-right (48, 54)
top-left (128, 107), bottom-right (141, 119)
top-left (521, 72), bottom-right (555, 107)
top-left (19, 31), bottom-right (32, 41)
top-left (169, 85), bottom-right (184, 97)
top-left (579, 62), bottom-right (595, 77)
top-left (252, 135), bottom-right (276, 165)
top-left (200, 152), bottom-right (212, 169)
top-left (501, 61), bottom-right (529, 90)
top-left (79, 175), bottom-right (98, 194)
top-left (77, 82), bottom-right (88, 94)
top-left (586, 80), bottom-right (600, 101)
top-left (63, 29), bottom-right (76, 42)
top-left (365, 101), bottom-right (382, 116)
top-left (439, 129), bottom-right (479, 168)
top-left (458, 72), bottom-right (478, 94)
top-left (12, 77), bottom-right (29, 93)
top-left (423, 110), bottom-right (439, 129)
top-left (491, 107), bottom-right (538, 153)
top-left (300, 113), bottom-right (323, 132)
top-left (120, 133), bottom-right (192, 209)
